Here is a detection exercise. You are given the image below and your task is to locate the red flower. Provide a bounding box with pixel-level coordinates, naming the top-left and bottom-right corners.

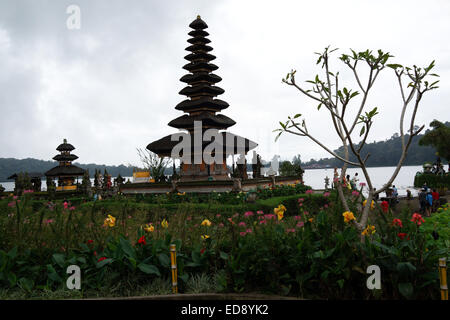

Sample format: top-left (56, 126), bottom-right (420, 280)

top-left (411, 213), bottom-right (425, 226)
top-left (87, 239), bottom-right (94, 244)
top-left (97, 257), bottom-right (106, 262)
top-left (138, 235), bottom-right (147, 245)
top-left (93, 251), bottom-right (97, 256)
top-left (200, 248), bottom-right (206, 255)
top-left (392, 218), bottom-right (403, 228)
top-left (398, 233), bottom-right (407, 240)
top-left (381, 201), bottom-right (389, 213)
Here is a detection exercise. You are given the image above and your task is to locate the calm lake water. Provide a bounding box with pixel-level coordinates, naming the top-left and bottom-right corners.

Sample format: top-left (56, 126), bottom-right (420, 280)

top-left (0, 165), bottom-right (424, 196)
top-left (302, 165), bottom-right (423, 197)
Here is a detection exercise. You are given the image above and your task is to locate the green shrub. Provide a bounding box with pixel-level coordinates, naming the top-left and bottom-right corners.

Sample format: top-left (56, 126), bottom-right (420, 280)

top-left (414, 173), bottom-right (450, 188)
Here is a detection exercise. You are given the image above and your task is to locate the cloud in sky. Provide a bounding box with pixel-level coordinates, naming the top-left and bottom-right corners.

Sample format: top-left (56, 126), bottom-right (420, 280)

top-left (0, 0), bottom-right (449, 166)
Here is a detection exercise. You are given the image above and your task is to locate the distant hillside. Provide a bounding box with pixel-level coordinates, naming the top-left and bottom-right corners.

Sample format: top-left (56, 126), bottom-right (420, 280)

top-left (302, 129), bottom-right (445, 168)
top-left (0, 158), bottom-right (137, 182)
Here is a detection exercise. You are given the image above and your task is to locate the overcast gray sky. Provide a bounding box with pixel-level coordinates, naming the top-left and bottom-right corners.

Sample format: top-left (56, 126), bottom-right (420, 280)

top-left (0, 0), bottom-right (449, 166)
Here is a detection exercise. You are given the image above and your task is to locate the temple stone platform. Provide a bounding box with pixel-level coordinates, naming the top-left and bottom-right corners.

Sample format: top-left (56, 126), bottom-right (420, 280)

top-left (119, 176), bottom-right (302, 194)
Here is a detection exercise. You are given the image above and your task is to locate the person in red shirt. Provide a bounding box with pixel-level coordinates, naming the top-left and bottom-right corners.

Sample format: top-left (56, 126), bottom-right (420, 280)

top-left (431, 189), bottom-right (440, 213)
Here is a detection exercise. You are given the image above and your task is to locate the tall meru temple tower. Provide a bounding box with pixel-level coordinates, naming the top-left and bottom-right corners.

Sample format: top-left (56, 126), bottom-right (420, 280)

top-left (45, 139), bottom-right (86, 190)
top-left (147, 16), bottom-right (257, 181)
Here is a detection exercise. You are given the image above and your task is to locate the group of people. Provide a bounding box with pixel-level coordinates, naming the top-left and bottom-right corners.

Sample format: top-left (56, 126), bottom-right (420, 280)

top-left (418, 185), bottom-right (440, 217)
top-left (431, 157), bottom-right (448, 175)
top-left (333, 168), bottom-right (361, 191)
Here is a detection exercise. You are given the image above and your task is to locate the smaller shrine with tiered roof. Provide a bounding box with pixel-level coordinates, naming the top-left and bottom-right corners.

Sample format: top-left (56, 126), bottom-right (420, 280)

top-left (45, 139), bottom-right (86, 191)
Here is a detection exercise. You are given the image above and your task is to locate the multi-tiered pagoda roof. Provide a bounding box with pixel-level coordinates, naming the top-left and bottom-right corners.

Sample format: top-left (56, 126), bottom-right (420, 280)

top-left (147, 16), bottom-right (257, 161)
top-left (45, 139), bottom-right (85, 177)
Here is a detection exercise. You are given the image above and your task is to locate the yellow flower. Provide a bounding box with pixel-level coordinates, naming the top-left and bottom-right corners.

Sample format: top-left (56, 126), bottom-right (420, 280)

top-left (103, 214), bottom-right (116, 227)
top-left (161, 219), bottom-right (169, 229)
top-left (343, 211), bottom-right (356, 223)
top-left (201, 234), bottom-right (210, 240)
top-left (144, 223), bottom-right (154, 233)
top-left (308, 218), bottom-right (314, 223)
top-left (201, 219), bottom-right (212, 227)
top-left (274, 204), bottom-right (286, 221)
top-left (361, 224), bottom-right (376, 236)
top-left (363, 200), bottom-right (375, 210)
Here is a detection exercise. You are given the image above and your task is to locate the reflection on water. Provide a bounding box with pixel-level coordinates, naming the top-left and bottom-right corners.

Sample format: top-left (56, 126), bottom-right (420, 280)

top-left (0, 166), bottom-right (424, 196)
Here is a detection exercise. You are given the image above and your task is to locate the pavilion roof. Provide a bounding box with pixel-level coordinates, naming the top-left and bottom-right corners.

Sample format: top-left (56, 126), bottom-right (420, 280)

top-left (45, 165), bottom-right (85, 177)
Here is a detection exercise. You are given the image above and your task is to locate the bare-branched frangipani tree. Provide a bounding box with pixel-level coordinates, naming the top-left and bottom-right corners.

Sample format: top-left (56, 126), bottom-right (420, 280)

top-left (136, 148), bottom-right (170, 182)
top-left (275, 47), bottom-right (439, 236)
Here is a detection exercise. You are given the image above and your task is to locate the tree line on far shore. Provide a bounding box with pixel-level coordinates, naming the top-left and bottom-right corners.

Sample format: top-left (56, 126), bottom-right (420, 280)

top-left (1, 121), bottom-right (448, 181)
top-left (300, 122), bottom-right (449, 168)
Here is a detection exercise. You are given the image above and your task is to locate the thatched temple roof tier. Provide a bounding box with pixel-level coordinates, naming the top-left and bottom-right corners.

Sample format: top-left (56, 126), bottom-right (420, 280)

top-left (52, 154), bottom-right (79, 162)
top-left (147, 131), bottom-right (258, 158)
top-left (175, 98), bottom-right (229, 112)
top-left (168, 112), bottom-right (236, 130)
top-left (45, 165), bottom-right (85, 177)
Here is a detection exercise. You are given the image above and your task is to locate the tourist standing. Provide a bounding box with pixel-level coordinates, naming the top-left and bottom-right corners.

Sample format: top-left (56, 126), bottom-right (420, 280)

top-left (392, 185), bottom-right (398, 203)
top-left (425, 190), bottom-right (433, 217)
top-left (418, 188), bottom-right (427, 215)
top-left (351, 173), bottom-right (359, 190)
top-left (406, 189), bottom-right (412, 200)
top-left (431, 189), bottom-right (440, 212)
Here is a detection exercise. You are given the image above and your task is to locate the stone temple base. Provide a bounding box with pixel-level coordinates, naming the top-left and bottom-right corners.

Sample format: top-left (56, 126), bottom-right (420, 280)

top-left (119, 176), bottom-right (303, 194)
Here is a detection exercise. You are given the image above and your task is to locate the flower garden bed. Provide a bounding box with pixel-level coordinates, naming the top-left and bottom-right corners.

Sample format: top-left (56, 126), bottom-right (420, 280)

top-left (0, 184), bottom-right (448, 300)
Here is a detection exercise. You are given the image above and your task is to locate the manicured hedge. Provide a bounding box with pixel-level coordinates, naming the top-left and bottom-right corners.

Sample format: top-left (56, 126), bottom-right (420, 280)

top-left (414, 173), bottom-right (450, 188)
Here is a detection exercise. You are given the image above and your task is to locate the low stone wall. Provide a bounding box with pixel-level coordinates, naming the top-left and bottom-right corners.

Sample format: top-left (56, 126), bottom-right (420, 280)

top-left (119, 176), bottom-right (302, 194)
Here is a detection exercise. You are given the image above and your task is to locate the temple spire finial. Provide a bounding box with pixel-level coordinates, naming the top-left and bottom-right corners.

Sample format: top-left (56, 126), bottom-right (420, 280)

top-left (197, 15), bottom-right (201, 19)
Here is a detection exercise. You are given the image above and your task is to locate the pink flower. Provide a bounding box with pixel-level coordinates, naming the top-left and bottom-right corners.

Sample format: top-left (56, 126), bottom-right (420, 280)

top-left (233, 213), bottom-right (239, 218)
top-left (238, 222), bottom-right (246, 227)
top-left (256, 210), bottom-right (264, 215)
top-left (216, 214), bottom-right (221, 218)
top-left (44, 219), bottom-right (54, 225)
top-left (246, 228), bottom-right (253, 234)
top-left (298, 198), bottom-right (305, 203)
top-left (305, 189), bottom-right (313, 194)
top-left (63, 202), bottom-right (68, 209)
top-left (286, 228), bottom-right (296, 233)
top-left (239, 231), bottom-right (247, 237)
top-left (24, 189), bottom-right (34, 194)
top-left (324, 204), bottom-right (329, 208)
top-left (244, 211), bottom-right (254, 217)
top-left (264, 214), bottom-right (276, 220)
top-left (299, 203), bottom-right (303, 207)
top-left (359, 182), bottom-right (366, 187)
top-left (352, 190), bottom-right (360, 196)
top-left (69, 206), bottom-right (76, 211)
top-left (323, 192), bottom-right (330, 197)
top-left (259, 219), bottom-right (267, 225)
top-left (7, 201), bottom-right (15, 207)
top-left (218, 223), bottom-right (224, 228)
top-left (294, 215), bottom-right (302, 220)
top-left (304, 211), bottom-right (309, 215)
top-left (13, 196), bottom-right (18, 200)
top-left (296, 222), bottom-right (305, 228)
